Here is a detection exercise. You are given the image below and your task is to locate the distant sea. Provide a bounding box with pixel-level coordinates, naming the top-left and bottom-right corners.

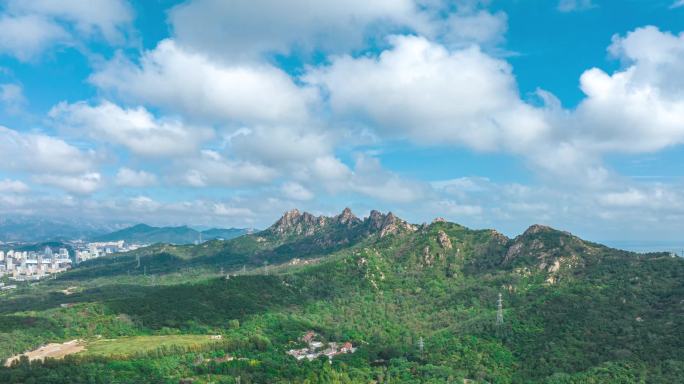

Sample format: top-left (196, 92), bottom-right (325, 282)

top-left (602, 241), bottom-right (684, 255)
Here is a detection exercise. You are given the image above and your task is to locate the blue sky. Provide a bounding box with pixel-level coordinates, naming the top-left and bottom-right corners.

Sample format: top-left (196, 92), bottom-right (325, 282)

top-left (0, 0), bottom-right (683, 245)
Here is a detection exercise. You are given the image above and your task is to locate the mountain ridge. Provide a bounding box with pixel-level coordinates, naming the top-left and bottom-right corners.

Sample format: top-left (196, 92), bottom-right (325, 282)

top-left (2, 207), bottom-right (683, 383)
top-left (92, 224), bottom-right (255, 245)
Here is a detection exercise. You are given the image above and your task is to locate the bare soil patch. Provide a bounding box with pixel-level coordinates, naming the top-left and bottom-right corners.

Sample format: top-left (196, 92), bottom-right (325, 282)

top-left (4, 339), bottom-right (85, 367)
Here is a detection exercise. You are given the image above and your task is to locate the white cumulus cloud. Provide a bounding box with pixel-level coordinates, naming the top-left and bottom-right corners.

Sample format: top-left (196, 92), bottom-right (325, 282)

top-left (0, 0), bottom-right (133, 60)
top-left (168, 0), bottom-right (428, 59)
top-left (33, 172), bottom-right (102, 195)
top-left (573, 26), bottom-right (684, 153)
top-left (0, 15), bottom-right (69, 61)
top-left (281, 182), bottom-right (314, 201)
top-left (0, 126), bottom-right (95, 174)
top-left (90, 40), bottom-right (317, 125)
top-left (0, 179), bottom-right (29, 193)
top-left (115, 168), bottom-right (158, 188)
top-left (49, 100), bottom-right (214, 157)
top-left (178, 150), bottom-right (277, 188)
top-left (305, 35), bottom-right (550, 152)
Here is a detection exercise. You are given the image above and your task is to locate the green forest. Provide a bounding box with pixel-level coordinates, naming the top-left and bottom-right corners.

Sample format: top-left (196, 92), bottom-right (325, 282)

top-left (1, 210), bottom-right (683, 383)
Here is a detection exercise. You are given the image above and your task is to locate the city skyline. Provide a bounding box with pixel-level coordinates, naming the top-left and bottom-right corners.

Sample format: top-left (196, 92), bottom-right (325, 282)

top-left (0, 0), bottom-right (683, 244)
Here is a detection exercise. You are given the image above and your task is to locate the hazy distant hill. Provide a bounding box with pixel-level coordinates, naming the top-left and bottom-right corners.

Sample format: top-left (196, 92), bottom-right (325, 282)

top-left (91, 224), bottom-right (254, 245)
top-left (0, 217), bottom-right (118, 242)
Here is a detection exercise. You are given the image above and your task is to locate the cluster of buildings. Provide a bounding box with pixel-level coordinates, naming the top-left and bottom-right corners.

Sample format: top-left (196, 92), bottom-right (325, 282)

top-left (73, 241), bottom-right (143, 262)
top-left (0, 247), bottom-right (72, 281)
top-left (287, 331), bottom-right (356, 362)
top-left (0, 241), bottom-right (145, 282)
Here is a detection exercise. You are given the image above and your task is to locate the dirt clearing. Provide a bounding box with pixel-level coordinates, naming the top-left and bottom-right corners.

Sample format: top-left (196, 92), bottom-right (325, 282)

top-left (4, 339), bottom-right (85, 367)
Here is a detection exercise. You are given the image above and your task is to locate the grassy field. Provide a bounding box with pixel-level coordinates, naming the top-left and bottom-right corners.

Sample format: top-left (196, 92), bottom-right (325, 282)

top-left (81, 335), bottom-right (221, 358)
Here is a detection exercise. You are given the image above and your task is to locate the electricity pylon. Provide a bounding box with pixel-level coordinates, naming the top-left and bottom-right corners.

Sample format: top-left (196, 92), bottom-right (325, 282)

top-left (418, 336), bottom-right (425, 360)
top-left (496, 293), bottom-right (504, 327)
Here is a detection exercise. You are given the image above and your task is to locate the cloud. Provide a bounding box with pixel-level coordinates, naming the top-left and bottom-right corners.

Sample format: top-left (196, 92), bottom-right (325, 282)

top-left (213, 203), bottom-right (255, 218)
top-left (229, 125), bottom-right (333, 166)
top-left (128, 196), bottom-right (161, 212)
top-left (305, 35), bottom-right (550, 152)
top-left (347, 156), bottom-right (426, 203)
top-left (440, 10), bottom-right (508, 47)
top-left (305, 27), bottom-right (684, 190)
top-left (120, 197), bottom-right (257, 224)
top-left (0, 126), bottom-right (95, 174)
top-left (281, 182), bottom-right (314, 201)
top-left (90, 39), bottom-right (317, 125)
top-left (0, 0), bottom-right (133, 60)
top-left (5, 0), bottom-right (133, 43)
top-left (0, 15), bottom-right (69, 61)
top-left (433, 200), bottom-right (483, 216)
top-left (0, 179), bottom-right (29, 193)
top-left (168, 0), bottom-right (428, 59)
top-left (598, 186), bottom-right (681, 210)
top-left (557, 0), bottom-right (596, 12)
top-left (670, 0), bottom-right (684, 9)
top-left (33, 172), bottom-right (102, 195)
top-left (304, 155), bottom-right (426, 203)
top-left (572, 26), bottom-right (684, 153)
top-left (115, 168), bottom-right (158, 188)
top-left (0, 83), bottom-right (26, 113)
top-left (49, 100), bottom-right (213, 157)
top-left (178, 150), bottom-right (277, 188)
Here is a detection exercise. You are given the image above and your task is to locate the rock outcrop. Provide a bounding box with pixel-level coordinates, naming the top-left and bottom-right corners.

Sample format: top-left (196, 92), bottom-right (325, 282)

top-left (437, 230), bottom-right (452, 250)
top-left (268, 209), bottom-right (329, 237)
top-left (503, 224), bottom-right (597, 284)
top-left (265, 208), bottom-right (415, 240)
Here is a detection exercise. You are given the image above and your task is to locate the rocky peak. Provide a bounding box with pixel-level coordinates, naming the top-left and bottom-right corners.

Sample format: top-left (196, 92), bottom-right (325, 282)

top-left (266, 208), bottom-right (416, 240)
top-left (271, 209), bottom-right (301, 232)
top-left (504, 224), bottom-right (592, 272)
top-left (268, 209), bottom-right (328, 236)
top-left (523, 224), bottom-right (556, 236)
top-left (378, 212), bottom-right (416, 238)
top-left (336, 207), bottom-right (360, 226)
top-left (365, 210), bottom-right (385, 231)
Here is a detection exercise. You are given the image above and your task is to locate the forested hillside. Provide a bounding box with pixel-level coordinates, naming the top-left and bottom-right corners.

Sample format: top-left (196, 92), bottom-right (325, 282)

top-left (1, 209), bottom-right (682, 383)
top-left (92, 224), bottom-right (254, 245)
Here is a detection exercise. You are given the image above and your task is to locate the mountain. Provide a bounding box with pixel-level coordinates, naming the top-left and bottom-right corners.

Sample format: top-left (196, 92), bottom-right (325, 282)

top-left (91, 224), bottom-right (254, 245)
top-left (66, 208), bottom-right (420, 279)
top-left (0, 217), bottom-right (117, 242)
top-left (200, 227), bottom-right (256, 240)
top-left (1, 208), bottom-right (683, 383)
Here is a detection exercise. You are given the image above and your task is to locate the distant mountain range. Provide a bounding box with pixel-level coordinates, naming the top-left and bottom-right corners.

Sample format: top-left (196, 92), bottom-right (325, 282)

top-left (0, 217), bottom-right (255, 245)
top-left (91, 224), bottom-right (255, 245)
top-left (0, 217), bottom-right (120, 243)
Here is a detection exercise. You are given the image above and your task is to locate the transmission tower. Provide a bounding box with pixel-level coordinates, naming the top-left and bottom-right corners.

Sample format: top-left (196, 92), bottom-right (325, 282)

top-left (496, 293), bottom-right (504, 327)
top-left (136, 254), bottom-right (140, 268)
top-left (418, 336), bottom-right (425, 359)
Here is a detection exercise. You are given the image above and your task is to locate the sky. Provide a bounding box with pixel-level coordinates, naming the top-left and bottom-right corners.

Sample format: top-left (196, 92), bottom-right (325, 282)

top-left (0, 0), bottom-right (683, 245)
